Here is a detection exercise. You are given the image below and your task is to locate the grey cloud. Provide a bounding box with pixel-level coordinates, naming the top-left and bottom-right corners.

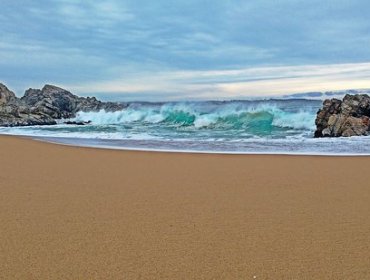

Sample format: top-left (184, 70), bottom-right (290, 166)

top-left (1, 0), bottom-right (370, 99)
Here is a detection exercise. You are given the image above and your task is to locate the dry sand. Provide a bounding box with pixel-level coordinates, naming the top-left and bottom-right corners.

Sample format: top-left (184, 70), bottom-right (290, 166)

top-left (0, 135), bottom-right (370, 279)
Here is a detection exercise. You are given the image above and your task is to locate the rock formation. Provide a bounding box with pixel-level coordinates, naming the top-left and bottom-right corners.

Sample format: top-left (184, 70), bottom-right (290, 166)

top-left (315, 94), bottom-right (370, 137)
top-left (0, 83), bottom-right (125, 127)
top-left (0, 83), bottom-right (17, 105)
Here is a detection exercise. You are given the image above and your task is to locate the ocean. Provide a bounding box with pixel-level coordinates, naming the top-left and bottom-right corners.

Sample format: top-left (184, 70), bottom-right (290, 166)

top-left (1, 99), bottom-right (370, 155)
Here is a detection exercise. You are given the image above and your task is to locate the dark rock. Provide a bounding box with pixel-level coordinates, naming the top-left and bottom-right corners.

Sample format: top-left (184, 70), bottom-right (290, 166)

top-left (64, 121), bottom-right (91, 125)
top-left (0, 83), bottom-right (126, 127)
top-left (21, 84), bottom-right (126, 119)
top-left (314, 94), bottom-right (370, 137)
top-left (0, 83), bottom-right (56, 126)
top-left (314, 98), bottom-right (342, 137)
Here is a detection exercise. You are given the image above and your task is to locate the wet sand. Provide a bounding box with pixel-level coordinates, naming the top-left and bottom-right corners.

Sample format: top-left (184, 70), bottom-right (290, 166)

top-left (0, 135), bottom-right (370, 279)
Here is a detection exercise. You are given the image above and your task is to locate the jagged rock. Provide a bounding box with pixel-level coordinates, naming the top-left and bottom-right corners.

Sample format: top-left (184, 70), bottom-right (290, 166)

top-left (341, 94), bottom-right (370, 117)
top-left (0, 83), bottom-right (56, 126)
top-left (315, 94), bottom-right (370, 137)
top-left (342, 116), bottom-right (369, 137)
top-left (314, 98), bottom-right (342, 137)
top-left (21, 84), bottom-right (126, 119)
top-left (0, 83), bottom-right (17, 105)
top-left (0, 83), bottom-right (125, 127)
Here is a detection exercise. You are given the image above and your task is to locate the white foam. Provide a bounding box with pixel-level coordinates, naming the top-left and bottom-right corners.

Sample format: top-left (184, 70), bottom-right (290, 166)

top-left (69, 102), bottom-right (317, 131)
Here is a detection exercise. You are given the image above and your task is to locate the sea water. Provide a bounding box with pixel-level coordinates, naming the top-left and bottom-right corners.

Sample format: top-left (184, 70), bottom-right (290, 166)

top-left (1, 99), bottom-right (370, 155)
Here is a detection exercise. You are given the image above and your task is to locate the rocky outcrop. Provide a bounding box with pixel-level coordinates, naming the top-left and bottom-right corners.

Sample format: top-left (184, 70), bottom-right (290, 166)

top-left (21, 84), bottom-right (125, 119)
top-left (0, 83), bottom-right (56, 126)
top-left (315, 94), bottom-right (370, 137)
top-left (0, 83), bottom-right (17, 105)
top-left (0, 83), bottom-right (126, 127)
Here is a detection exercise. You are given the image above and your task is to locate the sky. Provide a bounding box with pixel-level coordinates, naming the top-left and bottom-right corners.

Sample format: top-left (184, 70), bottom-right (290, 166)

top-left (1, 0), bottom-right (370, 101)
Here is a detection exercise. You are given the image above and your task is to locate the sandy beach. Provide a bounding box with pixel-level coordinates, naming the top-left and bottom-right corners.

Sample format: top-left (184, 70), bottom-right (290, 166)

top-left (0, 135), bottom-right (370, 279)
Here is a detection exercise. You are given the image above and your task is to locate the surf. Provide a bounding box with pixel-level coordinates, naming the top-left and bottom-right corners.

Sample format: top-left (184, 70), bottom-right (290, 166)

top-left (71, 100), bottom-right (318, 132)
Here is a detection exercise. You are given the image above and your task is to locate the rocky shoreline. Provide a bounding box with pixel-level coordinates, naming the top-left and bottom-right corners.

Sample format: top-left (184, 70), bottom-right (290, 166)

top-left (0, 83), bottom-right (125, 127)
top-left (2, 82), bottom-right (370, 138)
top-left (315, 94), bottom-right (370, 137)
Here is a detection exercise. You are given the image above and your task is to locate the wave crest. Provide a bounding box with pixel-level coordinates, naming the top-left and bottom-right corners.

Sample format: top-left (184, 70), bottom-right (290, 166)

top-left (72, 102), bottom-right (316, 131)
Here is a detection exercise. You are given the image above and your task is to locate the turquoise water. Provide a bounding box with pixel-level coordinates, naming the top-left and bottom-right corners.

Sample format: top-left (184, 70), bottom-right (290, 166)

top-left (2, 99), bottom-right (370, 154)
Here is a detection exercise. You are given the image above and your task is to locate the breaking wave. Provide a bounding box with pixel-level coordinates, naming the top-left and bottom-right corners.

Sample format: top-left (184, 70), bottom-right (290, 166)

top-left (72, 101), bottom-right (317, 131)
top-left (6, 99), bottom-right (368, 154)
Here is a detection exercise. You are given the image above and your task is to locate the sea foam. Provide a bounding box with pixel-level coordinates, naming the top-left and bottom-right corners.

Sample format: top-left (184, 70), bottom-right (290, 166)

top-left (4, 99), bottom-right (368, 155)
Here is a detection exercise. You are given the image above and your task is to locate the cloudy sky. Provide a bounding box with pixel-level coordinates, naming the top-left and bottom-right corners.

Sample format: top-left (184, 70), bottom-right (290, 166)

top-left (1, 0), bottom-right (370, 100)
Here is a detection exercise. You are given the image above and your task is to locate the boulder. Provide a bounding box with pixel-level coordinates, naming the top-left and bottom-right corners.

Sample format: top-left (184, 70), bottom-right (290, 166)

top-left (314, 98), bottom-right (342, 137)
top-left (315, 94), bottom-right (370, 137)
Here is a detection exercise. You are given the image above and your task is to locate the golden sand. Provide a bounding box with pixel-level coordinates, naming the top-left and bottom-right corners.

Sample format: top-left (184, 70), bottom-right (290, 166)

top-left (0, 135), bottom-right (370, 279)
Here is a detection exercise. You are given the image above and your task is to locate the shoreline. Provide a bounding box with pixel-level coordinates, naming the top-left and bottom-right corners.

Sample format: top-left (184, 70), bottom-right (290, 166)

top-left (2, 133), bottom-right (370, 156)
top-left (1, 135), bottom-right (370, 278)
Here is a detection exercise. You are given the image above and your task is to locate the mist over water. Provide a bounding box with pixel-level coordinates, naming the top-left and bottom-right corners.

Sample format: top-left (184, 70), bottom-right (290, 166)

top-left (2, 99), bottom-right (370, 154)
